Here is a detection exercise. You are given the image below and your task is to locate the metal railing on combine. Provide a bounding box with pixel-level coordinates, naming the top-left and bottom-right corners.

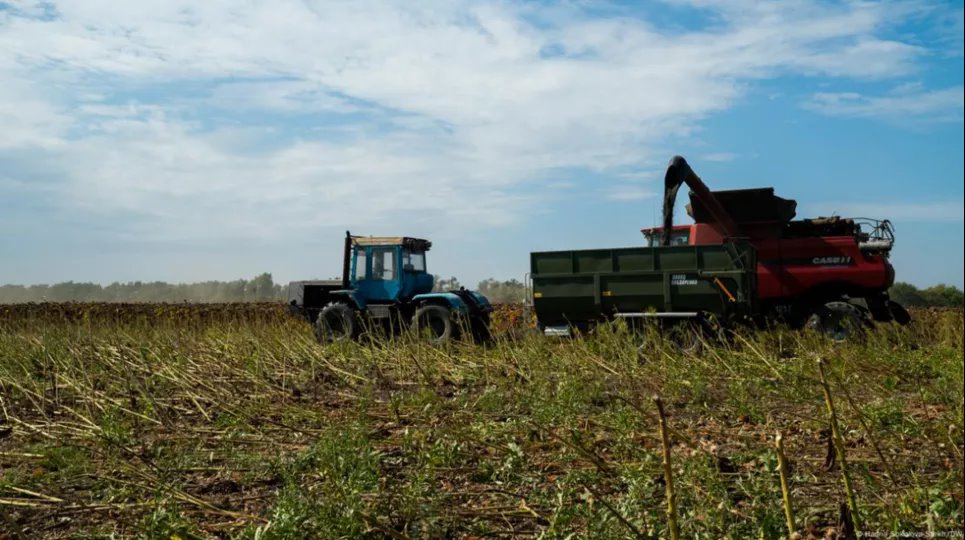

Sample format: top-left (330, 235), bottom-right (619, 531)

top-left (854, 218), bottom-right (895, 253)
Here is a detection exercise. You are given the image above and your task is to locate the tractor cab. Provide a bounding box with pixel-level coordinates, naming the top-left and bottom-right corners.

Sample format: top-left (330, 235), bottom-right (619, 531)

top-left (288, 231), bottom-right (491, 344)
top-left (348, 235), bottom-right (434, 306)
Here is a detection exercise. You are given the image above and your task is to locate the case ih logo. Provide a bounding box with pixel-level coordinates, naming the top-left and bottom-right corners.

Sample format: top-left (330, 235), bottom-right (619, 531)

top-left (812, 256), bottom-right (852, 265)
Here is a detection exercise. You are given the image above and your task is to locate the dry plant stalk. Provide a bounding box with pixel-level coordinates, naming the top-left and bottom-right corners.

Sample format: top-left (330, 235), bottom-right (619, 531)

top-left (775, 431), bottom-right (796, 538)
top-left (654, 395), bottom-right (680, 540)
top-left (817, 358), bottom-right (860, 536)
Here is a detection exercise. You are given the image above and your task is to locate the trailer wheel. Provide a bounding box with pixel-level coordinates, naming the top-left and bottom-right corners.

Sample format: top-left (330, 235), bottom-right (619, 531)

top-left (805, 301), bottom-right (866, 342)
top-left (669, 323), bottom-right (703, 354)
top-left (667, 317), bottom-right (716, 354)
top-left (412, 305), bottom-right (458, 344)
top-left (315, 302), bottom-right (358, 344)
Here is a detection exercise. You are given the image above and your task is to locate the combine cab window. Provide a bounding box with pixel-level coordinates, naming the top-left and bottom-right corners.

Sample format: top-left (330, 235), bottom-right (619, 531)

top-left (645, 231), bottom-right (690, 247)
top-left (372, 247), bottom-right (396, 281)
top-left (403, 251), bottom-right (426, 272)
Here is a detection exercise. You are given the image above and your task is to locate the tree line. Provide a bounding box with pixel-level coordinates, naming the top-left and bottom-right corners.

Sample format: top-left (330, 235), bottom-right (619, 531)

top-left (0, 273), bottom-right (285, 303)
top-left (0, 274), bottom-right (530, 304)
top-left (0, 275), bottom-right (958, 307)
top-left (888, 282), bottom-right (963, 308)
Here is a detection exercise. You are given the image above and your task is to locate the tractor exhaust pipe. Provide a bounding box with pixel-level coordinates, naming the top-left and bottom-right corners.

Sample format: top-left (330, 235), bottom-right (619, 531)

top-left (342, 230), bottom-right (352, 289)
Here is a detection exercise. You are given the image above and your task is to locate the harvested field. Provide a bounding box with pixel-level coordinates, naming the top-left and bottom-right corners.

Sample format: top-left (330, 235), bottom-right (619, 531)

top-left (0, 304), bottom-right (962, 538)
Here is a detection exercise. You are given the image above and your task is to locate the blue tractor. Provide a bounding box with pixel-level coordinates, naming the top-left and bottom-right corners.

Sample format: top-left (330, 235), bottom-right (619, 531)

top-left (288, 232), bottom-right (492, 343)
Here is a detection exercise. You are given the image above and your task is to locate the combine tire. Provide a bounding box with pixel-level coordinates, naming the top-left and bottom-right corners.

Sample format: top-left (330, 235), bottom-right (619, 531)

top-left (315, 303), bottom-right (358, 344)
top-left (888, 301), bottom-right (911, 325)
top-left (805, 301), bottom-right (866, 342)
top-left (412, 305), bottom-right (458, 344)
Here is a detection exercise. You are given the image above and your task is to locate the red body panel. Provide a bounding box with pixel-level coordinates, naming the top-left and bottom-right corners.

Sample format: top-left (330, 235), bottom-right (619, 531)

top-left (643, 223), bottom-right (895, 302)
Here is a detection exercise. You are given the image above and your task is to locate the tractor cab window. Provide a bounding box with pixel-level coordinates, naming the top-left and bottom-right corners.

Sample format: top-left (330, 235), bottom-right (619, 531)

top-left (372, 247), bottom-right (396, 281)
top-left (403, 250), bottom-right (426, 272)
top-left (354, 249), bottom-right (368, 281)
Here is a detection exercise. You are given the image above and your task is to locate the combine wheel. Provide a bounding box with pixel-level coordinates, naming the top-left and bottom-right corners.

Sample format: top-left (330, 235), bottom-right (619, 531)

top-left (412, 304), bottom-right (458, 344)
top-left (314, 302), bottom-right (358, 344)
top-left (805, 301), bottom-right (866, 342)
top-left (888, 300), bottom-right (911, 325)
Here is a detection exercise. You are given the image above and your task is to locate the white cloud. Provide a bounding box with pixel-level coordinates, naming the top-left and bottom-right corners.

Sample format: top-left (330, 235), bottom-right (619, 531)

top-left (700, 152), bottom-right (738, 162)
top-left (603, 185), bottom-right (656, 202)
top-left (789, 38), bottom-right (923, 78)
top-left (206, 80), bottom-right (363, 114)
top-left (806, 86), bottom-right (964, 123)
top-left (0, 0), bottom-right (958, 244)
top-left (0, 71), bottom-right (71, 149)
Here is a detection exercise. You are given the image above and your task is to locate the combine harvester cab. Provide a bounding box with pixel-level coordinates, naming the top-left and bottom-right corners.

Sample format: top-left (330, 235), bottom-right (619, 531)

top-left (289, 232), bottom-right (492, 344)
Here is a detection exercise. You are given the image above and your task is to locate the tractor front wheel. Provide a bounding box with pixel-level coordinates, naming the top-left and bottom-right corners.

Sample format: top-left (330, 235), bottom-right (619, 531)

top-left (412, 305), bottom-right (458, 344)
top-left (315, 303), bottom-right (358, 344)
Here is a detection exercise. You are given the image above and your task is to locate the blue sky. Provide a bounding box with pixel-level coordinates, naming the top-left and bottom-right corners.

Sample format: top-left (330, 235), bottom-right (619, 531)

top-left (1, 0), bottom-right (963, 288)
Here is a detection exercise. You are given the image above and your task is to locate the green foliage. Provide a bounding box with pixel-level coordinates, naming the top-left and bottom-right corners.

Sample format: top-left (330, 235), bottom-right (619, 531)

top-left (431, 275), bottom-right (462, 292)
top-left (433, 275), bottom-right (528, 303)
top-left (0, 272), bottom-right (286, 303)
top-left (140, 505), bottom-right (204, 540)
top-left (890, 281), bottom-right (964, 307)
top-left (477, 277), bottom-right (527, 303)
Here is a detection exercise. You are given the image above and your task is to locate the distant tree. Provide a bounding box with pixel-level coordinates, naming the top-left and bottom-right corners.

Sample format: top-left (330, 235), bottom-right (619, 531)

top-left (889, 282), bottom-right (926, 307)
top-left (890, 282), bottom-right (963, 308)
top-left (920, 284), bottom-right (964, 307)
top-left (433, 276), bottom-right (462, 292)
top-left (477, 278), bottom-right (526, 303)
top-left (0, 274), bottom-right (287, 303)
top-left (247, 273), bottom-right (276, 301)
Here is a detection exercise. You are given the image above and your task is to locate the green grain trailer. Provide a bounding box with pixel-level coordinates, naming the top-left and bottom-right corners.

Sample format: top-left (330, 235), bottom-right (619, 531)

top-left (530, 242), bottom-right (756, 334)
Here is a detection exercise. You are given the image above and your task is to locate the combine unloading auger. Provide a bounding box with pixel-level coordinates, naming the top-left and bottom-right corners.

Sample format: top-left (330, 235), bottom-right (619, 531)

top-left (661, 156), bottom-right (741, 246)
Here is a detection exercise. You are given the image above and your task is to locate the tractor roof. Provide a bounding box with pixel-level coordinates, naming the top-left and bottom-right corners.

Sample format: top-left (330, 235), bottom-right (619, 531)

top-left (352, 236), bottom-right (432, 251)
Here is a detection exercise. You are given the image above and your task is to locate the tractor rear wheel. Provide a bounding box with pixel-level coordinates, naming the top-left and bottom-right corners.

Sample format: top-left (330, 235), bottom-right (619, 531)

top-left (470, 313), bottom-right (493, 344)
top-left (412, 305), bottom-right (458, 344)
top-left (315, 303), bottom-right (358, 344)
top-left (805, 301), bottom-right (866, 342)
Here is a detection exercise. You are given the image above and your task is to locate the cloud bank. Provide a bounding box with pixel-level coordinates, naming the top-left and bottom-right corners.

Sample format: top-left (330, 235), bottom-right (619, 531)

top-left (1, 0), bottom-right (961, 244)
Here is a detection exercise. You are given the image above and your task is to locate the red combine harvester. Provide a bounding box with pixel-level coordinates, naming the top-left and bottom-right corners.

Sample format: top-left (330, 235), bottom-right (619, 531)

top-left (642, 156), bottom-right (910, 335)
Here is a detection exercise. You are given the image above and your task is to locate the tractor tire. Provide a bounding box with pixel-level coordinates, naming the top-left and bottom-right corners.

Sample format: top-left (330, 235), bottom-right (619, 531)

top-left (314, 302), bottom-right (358, 344)
top-left (411, 304), bottom-right (458, 344)
top-left (805, 301), bottom-right (866, 342)
top-left (471, 316), bottom-right (493, 344)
